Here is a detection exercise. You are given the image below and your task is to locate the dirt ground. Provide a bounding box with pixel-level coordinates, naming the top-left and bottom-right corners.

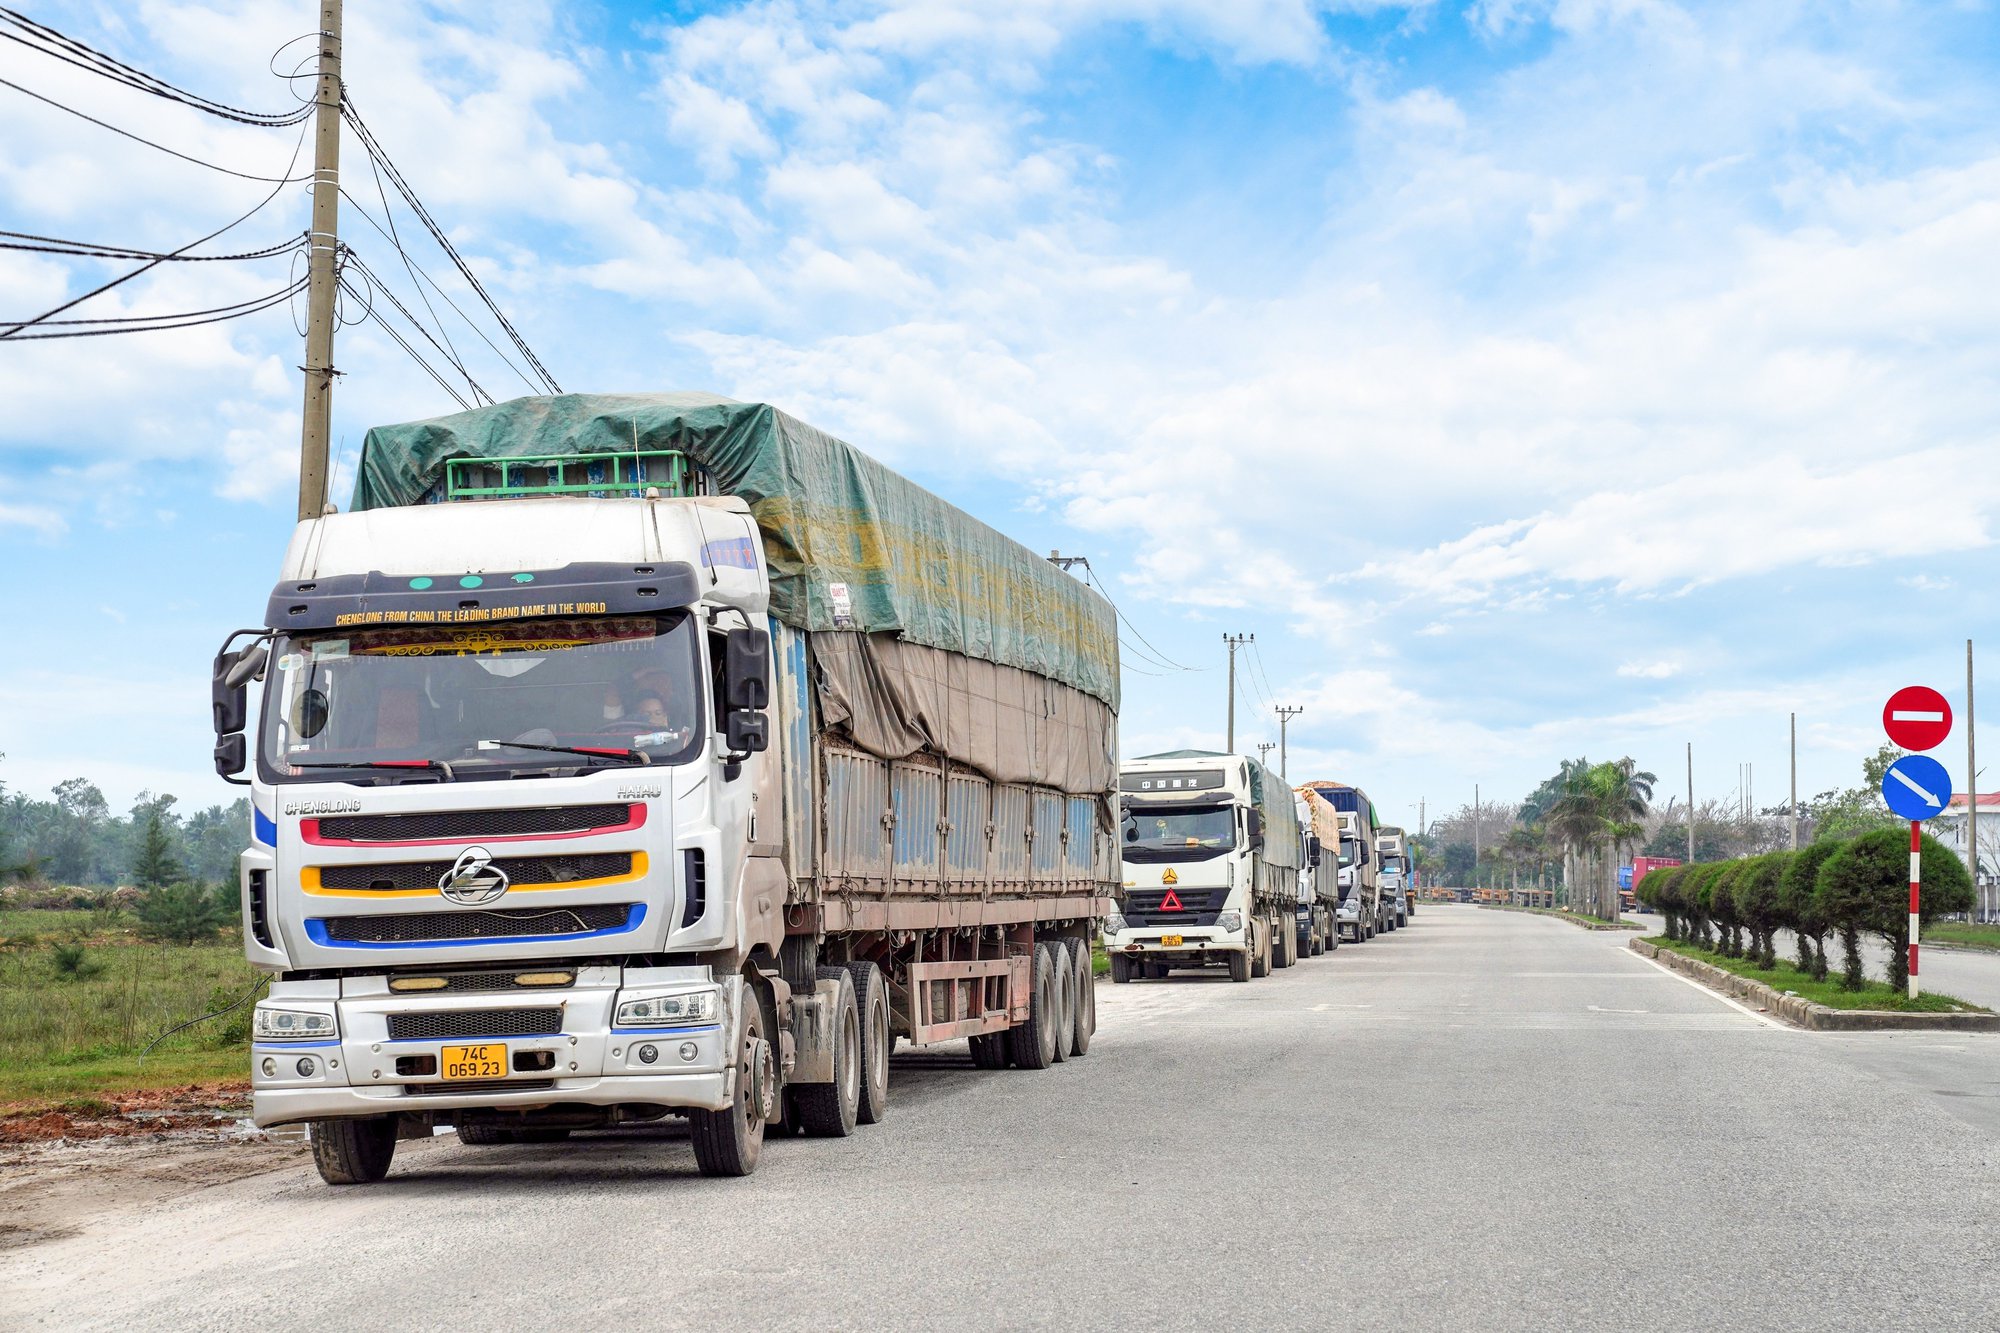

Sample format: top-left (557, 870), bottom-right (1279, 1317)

top-left (0, 1086), bottom-right (310, 1253)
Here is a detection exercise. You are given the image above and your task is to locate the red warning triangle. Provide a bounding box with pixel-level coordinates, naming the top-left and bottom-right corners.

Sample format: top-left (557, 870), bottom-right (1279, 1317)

top-left (1160, 889), bottom-right (1184, 911)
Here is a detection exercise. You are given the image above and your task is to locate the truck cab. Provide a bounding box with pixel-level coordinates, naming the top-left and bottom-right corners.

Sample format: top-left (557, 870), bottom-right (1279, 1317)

top-left (1105, 752), bottom-right (1301, 983)
top-left (1377, 826), bottom-right (1412, 928)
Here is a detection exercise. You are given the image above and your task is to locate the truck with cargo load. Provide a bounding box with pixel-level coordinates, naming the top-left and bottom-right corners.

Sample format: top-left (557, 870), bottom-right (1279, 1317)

top-left (1104, 751), bottom-right (1302, 982)
top-left (210, 392), bottom-right (1121, 1183)
top-left (1377, 825), bottom-right (1412, 926)
top-left (1303, 781), bottom-right (1383, 940)
top-left (1293, 791), bottom-right (1336, 958)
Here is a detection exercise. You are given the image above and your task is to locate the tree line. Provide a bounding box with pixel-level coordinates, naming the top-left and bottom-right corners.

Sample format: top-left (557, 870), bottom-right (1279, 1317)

top-left (1, 758), bottom-right (247, 899)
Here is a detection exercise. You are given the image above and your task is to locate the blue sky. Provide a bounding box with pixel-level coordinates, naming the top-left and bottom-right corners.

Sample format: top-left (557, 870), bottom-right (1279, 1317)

top-left (3, 0), bottom-right (1998, 825)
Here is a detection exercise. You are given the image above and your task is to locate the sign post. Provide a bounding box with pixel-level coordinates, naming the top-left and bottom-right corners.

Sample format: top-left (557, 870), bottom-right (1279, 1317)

top-left (1880, 718), bottom-right (1955, 999)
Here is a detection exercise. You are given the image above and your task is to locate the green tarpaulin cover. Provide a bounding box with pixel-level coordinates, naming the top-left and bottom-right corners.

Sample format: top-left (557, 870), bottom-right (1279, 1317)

top-left (353, 393), bottom-right (1117, 708)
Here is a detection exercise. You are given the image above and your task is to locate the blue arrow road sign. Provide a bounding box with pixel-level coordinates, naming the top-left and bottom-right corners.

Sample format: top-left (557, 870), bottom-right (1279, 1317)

top-left (1882, 754), bottom-right (1953, 822)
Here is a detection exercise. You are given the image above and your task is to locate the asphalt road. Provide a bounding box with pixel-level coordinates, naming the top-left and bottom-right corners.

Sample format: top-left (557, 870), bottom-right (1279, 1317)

top-left (5, 906), bottom-right (1997, 1330)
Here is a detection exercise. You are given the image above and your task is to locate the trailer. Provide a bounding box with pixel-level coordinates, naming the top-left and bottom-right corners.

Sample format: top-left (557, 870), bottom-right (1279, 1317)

top-left (213, 392), bottom-right (1120, 1182)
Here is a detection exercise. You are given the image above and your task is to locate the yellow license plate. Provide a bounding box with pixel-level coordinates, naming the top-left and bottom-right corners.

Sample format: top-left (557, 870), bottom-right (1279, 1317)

top-left (1160, 934), bottom-right (1183, 947)
top-left (440, 1043), bottom-right (508, 1081)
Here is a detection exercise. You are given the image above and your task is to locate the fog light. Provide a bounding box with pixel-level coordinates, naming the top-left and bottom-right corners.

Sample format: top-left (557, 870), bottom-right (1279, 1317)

top-left (636, 1044), bottom-right (659, 1065)
top-left (678, 1042), bottom-right (698, 1062)
top-left (261, 1058), bottom-right (277, 1077)
top-left (295, 1057), bottom-right (317, 1077)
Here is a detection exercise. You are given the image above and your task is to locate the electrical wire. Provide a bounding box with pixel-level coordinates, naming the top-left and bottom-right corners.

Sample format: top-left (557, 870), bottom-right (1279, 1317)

top-left (137, 973), bottom-right (270, 1063)
top-left (358, 131), bottom-right (479, 402)
top-left (1066, 557), bottom-right (1202, 673)
top-left (0, 74), bottom-right (315, 182)
top-left (1245, 638), bottom-right (1279, 715)
top-left (3, 277), bottom-right (309, 338)
top-left (0, 116), bottom-right (311, 339)
top-left (0, 8), bottom-right (313, 126)
top-left (341, 98), bottom-right (562, 394)
top-left (0, 229), bottom-right (305, 263)
top-left (341, 257), bottom-right (491, 403)
top-left (339, 273), bottom-right (474, 410)
top-left (337, 186), bottom-right (544, 396)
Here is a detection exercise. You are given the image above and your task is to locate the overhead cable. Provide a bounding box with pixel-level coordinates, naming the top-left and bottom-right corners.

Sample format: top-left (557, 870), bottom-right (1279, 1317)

top-left (0, 228), bottom-right (305, 264)
top-left (342, 98), bottom-right (563, 394)
top-left (338, 273), bottom-right (475, 412)
top-left (3, 277), bottom-right (309, 339)
top-left (0, 8), bottom-right (313, 126)
top-left (0, 74), bottom-right (314, 182)
top-left (343, 255), bottom-right (493, 404)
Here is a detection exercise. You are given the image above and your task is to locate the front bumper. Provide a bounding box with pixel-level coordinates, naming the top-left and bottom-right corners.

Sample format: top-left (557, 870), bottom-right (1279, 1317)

top-left (254, 1070), bottom-right (731, 1127)
top-left (1105, 926), bottom-right (1246, 958)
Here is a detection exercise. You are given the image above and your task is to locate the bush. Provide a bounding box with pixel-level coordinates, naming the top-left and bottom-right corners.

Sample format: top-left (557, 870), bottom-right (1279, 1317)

top-left (1637, 865), bottom-right (1684, 939)
top-left (134, 882), bottom-right (231, 946)
top-left (1780, 841), bottom-right (1841, 981)
top-left (1709, 862), bottom-right (1746, 958)
top-left (49, 941), bottom-right (104, 981)
top-left (1733, 853), bottom-right (1788, 970)
top-left (1815, 828), bottom-right (1975, 992)
top-left (1682, 863), bottom-right (1721, 948)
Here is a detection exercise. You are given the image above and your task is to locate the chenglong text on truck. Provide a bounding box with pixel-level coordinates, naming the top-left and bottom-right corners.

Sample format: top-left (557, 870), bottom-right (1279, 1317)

top-left (211, 393), bottom-right (1121, 1183)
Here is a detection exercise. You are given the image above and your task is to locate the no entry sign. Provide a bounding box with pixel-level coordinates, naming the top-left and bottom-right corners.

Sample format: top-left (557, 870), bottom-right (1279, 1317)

top-left (1882, 686), bottom-right (1952, 751)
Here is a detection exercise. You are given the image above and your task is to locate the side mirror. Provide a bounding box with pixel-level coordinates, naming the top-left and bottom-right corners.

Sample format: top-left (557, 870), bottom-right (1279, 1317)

top-left (724, 627), bottom-right (770, 711)
top-left (212, 642), bottom-right (267, 736)
top-left (214, 732), bottom-right (247, 779)
top-left (725, 709), bottom-right (768, 754)
top-left (1306, 835), bottom-right (1322, 868)
top-left (1245, 809), bottom-right (1265, 852)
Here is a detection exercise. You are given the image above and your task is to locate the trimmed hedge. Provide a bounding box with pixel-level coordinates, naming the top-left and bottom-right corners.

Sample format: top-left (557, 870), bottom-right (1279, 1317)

top-left (1635, 832), bottom-right (1975, 993)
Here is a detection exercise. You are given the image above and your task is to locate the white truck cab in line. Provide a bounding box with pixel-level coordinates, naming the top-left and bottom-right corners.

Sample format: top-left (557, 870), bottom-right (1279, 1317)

top-left (1105, 752), bottom-right (1301, 983)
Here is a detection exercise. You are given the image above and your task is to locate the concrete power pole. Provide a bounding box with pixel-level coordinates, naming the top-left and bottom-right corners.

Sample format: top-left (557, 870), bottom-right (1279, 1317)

top-left (1789, 713), bottom-right (1798, 851)
top-left (1970, 639), bottom-right (1981, 920)
top-left (1473, 783), bottom-right (1481, 889)
top-left (1686, 743), bottom-right (1695, 863)
top-left (1257, 742), bottom-right (1274, 766)
top-left (1223, 634), bottom-right (1251, 752)
top-left (1276, 705), bottom-right (1303, 782)
top-left (296, 0), bottom-right (344, 521)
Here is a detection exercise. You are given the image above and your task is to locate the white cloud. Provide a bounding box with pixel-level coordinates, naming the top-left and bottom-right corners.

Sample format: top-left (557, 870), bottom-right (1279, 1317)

top-left (1617, 659), bottom-right (1681, 679)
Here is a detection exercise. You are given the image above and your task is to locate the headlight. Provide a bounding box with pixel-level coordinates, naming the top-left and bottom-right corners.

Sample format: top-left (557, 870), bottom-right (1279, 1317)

top-left (1216, 911), bottom-right (1243, 933)
top-left (253, 1006), bottom-right (338, 1041)
top-left (1104, 912), bottom-right (1128, 934)
top-left (615, 990), bottom-right (718, 1026)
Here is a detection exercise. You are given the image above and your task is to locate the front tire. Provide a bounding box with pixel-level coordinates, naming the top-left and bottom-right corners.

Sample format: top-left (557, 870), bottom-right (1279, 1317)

top-left (311, 1116), bottom-right (397, 1185)
top-left (1110, 953), bottom-right (1135, 984)
top-left (1228, 947), bottom-right (1252, 983)
top-left (689, 982), bottom-right (772, 1176)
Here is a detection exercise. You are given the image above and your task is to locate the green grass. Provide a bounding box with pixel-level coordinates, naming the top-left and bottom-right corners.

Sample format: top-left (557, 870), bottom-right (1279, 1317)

top-left (1922, 922), bottom-right (2000, 952)
top-left (0, 912), bottom-right (260, 1107)
top-left (1090, 944), bottom-right (1109, 977)
top-left (0, 907), bottom-right (123, 940)
top-left (1644, 936), bottom-right (1987, 1013)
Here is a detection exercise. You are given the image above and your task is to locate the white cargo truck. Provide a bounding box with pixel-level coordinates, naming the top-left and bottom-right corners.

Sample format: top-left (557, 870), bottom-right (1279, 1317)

top-left (213, 393), bottom-right (1120, 1183)
top-left (1377, 825), bottom-right (1412, 926)
top-left (1303, 781), bottom-right (1383, 941)
top-left (1293, 790), bottom-right (1336, 958)
top-left (1103, 751), bottom-right (1302, 983)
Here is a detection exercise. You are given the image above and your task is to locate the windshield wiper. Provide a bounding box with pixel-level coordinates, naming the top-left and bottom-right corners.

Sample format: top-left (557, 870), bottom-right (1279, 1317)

top-left (475, 740), bottom-right (650, 766)
top-left (289, 759), bottom-right (457, 780)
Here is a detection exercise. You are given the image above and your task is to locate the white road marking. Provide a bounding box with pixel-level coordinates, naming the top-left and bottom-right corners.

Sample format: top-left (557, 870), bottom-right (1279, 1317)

top-left (1632, 952), bottom-right (1793, 1031)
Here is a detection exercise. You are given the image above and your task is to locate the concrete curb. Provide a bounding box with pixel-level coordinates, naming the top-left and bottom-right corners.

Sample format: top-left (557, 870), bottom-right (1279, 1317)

top-left (1479, 905), bottom-right (1644, 932)
top-left (1628, 939), bottom-right (2000, 1032)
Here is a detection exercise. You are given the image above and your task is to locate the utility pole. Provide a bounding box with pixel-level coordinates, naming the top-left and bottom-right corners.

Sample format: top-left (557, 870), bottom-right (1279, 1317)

top-left (1970, 639), bottom-right (1981, 921)
top-left (1418, 798), bottom-right (1426, 839)
top-left (1223, 633), bottom-right (1252, 752)
top-left (1686, 743), bottom-right (1695, 863)
top-left (297, 0), bottom-right (344, 521)
top-left (1473, 783), bottom-right (1481, 887)
top-left (1789, 713), bottom-right (1798, 850)
top-left (1276, 705), bottom-right (1303, 782)
top-left (1257, 742), bottom-right (1275, 766)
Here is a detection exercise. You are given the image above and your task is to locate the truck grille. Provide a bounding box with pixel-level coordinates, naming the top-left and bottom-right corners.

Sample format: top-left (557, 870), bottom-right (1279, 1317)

top-left (316, 804), bottom-right (633, 842)
top-left (320, 903), bottom-right (636, 944)
top-left (1124, 887), bottom-right (1231, 928)
top-left (386, 1008), bottom-right (564, 1041)
top-left (389, 970), bottom-right (576, 995)
top-left (318, 853), bottom-right (632, 892)
top-left (403, 1079), bottom-right (555, 1097)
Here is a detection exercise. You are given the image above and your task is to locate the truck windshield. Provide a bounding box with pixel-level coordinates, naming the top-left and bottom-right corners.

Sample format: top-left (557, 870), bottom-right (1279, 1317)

top-left (1339, 838), bottom-right (1362, 867)
top-left (259, 614), bottom-right (703, 781)
top-left (1120, 805), bottom-right (1237, 863)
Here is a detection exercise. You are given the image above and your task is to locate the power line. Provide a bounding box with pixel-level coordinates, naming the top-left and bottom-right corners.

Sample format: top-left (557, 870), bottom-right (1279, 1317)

top-left (341, 99), bottom-right (561, 394)
top-left (342, 256), bottom-right (492, 404)
top-left (1066, 557), bottom-right (1200, 672)
top-left (3, 277), bottom-right (309, 339)
top-left (0, 118), bottom-right (312, 340)
top-left (0, 229), bottom-right (305, 264)
top-left (358, 129), bottom-right (479, 402)
top-left (0, 74), bottom-right (315, 183)
top-left (0, 8), bottom-right (313, 127)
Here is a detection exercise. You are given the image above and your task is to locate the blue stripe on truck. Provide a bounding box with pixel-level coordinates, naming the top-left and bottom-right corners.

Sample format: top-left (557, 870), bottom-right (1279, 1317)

top-left (302, 903), bottom-right (647, 949)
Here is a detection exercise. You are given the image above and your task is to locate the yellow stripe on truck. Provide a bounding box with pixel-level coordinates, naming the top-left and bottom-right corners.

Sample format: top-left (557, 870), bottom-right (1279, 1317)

top-left (300, 851), bottom-right (649, 898)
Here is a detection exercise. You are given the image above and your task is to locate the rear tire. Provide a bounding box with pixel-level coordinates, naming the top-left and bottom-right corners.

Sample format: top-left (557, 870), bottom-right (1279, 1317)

top-left (968, 1031), bottom-right (1009, 1068)
top-left (1251, 922), bottom-right (1271, 978)
top-left (1065, 938), bottom-right (1094, 1058)
top-left (845, 960), bottom-right (891, 1126)
top-left (689, 982), bottom-right (771, 1176)
top-left (1110, 953), bottom-right (1135, 985)
top-left (1049, 945), bottom-right (1074, 1064)
top-left (1007, 942), bottom-right (1059, 1070)
top-left (311, 1116), bottom-right (397, 1185)
top-left (795, 966), bottom-right (861, 1137)
top-left (455, 1122), bottom-right (510, 1146)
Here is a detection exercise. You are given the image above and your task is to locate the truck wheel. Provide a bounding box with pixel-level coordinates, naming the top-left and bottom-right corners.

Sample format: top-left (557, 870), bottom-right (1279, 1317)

top-left (1050, 946), bottom-right (1074, 1064)
top-left (1007, 943), bottom-right (1059, 1070)
top-left (689, 984), bottom-right (771, 1176)
top-left (456, 1122), bottom-right (510, 1146)
top-left (1228, 948), bottom-right (1252, 983)
top-left (1142, 962), bottom-right (1169, 980)
top-left (795, 967), bottom-right (861, 1137)
top-left (311, 1115), bottom-right (397, 1185)
top-left (1065, 938), bottom-right (1094, 1057)
top-left (968, 1031), bottom-right (1009, 1068)
top-left (1251, 923), bottom-right (1271, 978)
top-left (845, 961), bottom-right (891, 1126)
top-left (1109, 953), bottom-right (1135, 985)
